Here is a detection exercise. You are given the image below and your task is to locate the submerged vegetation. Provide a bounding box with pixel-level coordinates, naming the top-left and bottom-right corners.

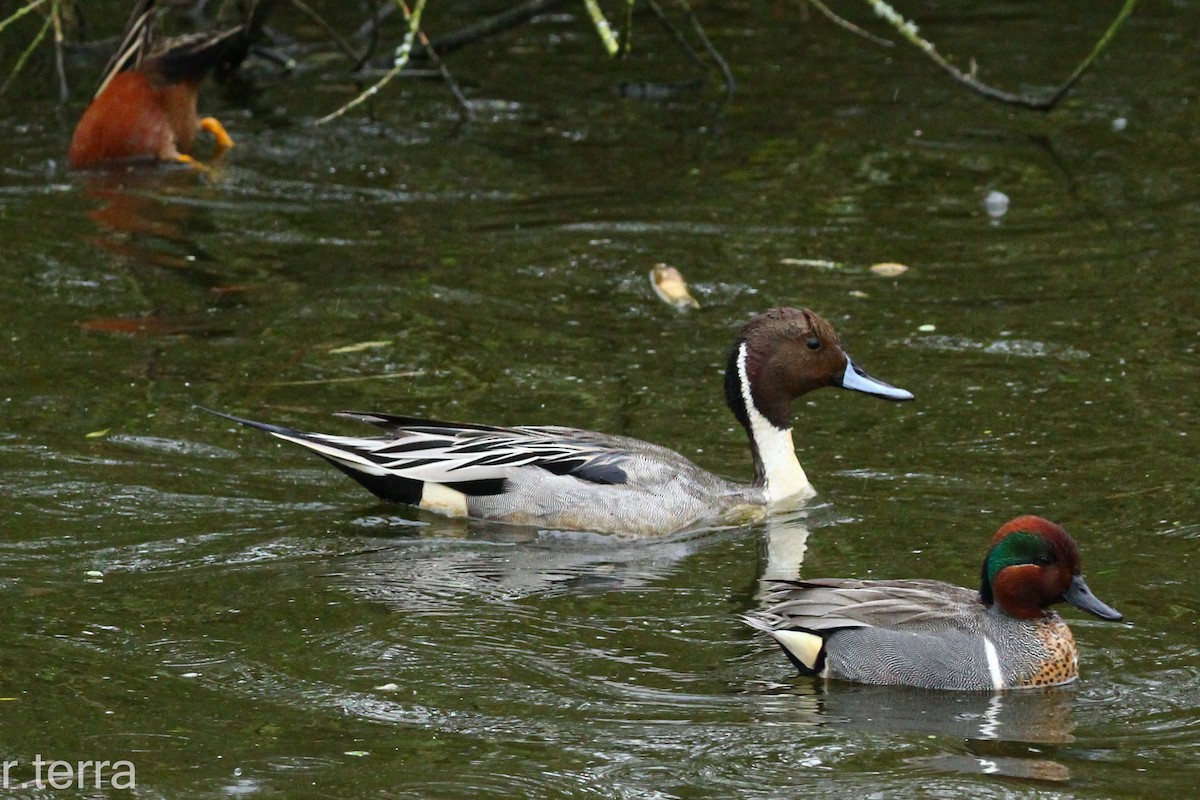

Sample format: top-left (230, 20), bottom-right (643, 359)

top-left (1, 0), bottom-right (1139, 119)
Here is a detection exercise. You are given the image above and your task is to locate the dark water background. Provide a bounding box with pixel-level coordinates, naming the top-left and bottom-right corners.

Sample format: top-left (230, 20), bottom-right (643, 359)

top-left (1, 2), bottom-right (1196, 797)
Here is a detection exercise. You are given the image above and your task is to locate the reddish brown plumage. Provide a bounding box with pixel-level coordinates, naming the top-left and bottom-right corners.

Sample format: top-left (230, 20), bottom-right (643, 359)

top-left (987, 516), bottom-right (1082, 620)
top-left (69, 70), bottom-right (206, 168)
top-left (991, 515), bottom-right (1077, 552)
top-left (68, 1), bottom-right (273, 169)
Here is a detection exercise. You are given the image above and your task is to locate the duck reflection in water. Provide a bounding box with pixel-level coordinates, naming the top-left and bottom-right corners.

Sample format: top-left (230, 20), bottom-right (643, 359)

top-left (326, 453), bottom-right (820, 608)
top-left (752, 681), bottom-right (1075, 782)
top-left (78, 168), bottom-right (219, 275)
top-left (332, 517), bottom-right (744, 607)
top-left (74, 169), bottom-right (246, 339)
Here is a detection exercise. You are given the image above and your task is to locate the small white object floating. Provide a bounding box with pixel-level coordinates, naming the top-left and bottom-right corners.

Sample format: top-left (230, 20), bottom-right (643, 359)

top-left (779, 258), bottom-right (842, 269)
top-left (985, 190), bottom-right (1010, 219)
top-left (870, 262), bottom-right (909, 277)
top-left (650, 263), bottom-right (700, 310)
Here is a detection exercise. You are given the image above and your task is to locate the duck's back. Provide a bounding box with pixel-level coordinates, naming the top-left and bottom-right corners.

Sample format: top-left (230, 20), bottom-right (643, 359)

top-left (69, 71), bottom-right (177, 167)
top-left (459, 427), bottom-right (763, 535)
top-left (278, 414), bottom-right (765, 536)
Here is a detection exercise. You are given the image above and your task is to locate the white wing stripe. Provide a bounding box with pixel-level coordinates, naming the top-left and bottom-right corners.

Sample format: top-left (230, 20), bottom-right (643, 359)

top-left (267, 431), bottom-right (390, 475)
top-left (983, 637), bottom-right (1004, 690)
top-left (278, 428), bottom-right (621, 485)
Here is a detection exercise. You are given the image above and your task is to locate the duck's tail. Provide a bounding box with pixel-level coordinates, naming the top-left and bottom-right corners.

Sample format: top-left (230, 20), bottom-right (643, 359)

top-left (742, 613), bottom-right (826, 675)
top-left (93, 0), bottom-right (157, 98)
top-left (93, 0), bottom-right (278, 95)
top-left (202, 407), bottom-right (430, 507)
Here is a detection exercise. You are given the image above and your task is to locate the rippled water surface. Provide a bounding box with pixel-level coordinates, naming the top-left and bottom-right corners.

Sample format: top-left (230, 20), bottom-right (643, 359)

top-left (1, 2), bottom-right (1197, 797)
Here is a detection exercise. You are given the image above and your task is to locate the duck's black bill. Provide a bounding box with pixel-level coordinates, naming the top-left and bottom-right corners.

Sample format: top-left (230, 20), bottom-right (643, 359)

top-left (836, 357), bottom-right (914, 402)
top-left (1064, 574), bottom-right (1123, 621)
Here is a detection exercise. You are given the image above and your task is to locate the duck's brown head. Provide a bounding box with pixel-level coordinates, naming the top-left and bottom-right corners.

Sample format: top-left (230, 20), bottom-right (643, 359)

top-left (981, 515), bottom-right (1123, 622)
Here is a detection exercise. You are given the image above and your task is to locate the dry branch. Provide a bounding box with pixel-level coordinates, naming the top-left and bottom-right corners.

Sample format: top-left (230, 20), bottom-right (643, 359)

top-left (866, 0), bottom-right (1138, 111)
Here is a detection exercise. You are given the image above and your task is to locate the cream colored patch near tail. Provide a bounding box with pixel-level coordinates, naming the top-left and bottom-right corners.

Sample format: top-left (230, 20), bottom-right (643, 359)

top-left (419, 482), bottom-right (469, 517)
top-left (772, 629), bottom-right (824, 672)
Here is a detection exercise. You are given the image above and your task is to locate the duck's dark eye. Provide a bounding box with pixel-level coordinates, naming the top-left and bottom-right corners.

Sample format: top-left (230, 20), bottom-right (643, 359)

top-left (806, 337), bottom-right (821, 351)
top-left (1036, 554), bottom-right (1055, 566)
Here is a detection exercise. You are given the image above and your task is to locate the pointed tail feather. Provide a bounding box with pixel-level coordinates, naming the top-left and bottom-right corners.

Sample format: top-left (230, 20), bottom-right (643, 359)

top-left (198, 406), bottom-right (303, 438)
top-left (200, 406), bottom-right (388, 474)
top-left (203, 406), bottom-right (481, 508)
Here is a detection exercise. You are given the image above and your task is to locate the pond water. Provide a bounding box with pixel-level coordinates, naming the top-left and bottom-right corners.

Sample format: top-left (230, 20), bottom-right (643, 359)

top-left (1, 2), bottom-right (1197, 797)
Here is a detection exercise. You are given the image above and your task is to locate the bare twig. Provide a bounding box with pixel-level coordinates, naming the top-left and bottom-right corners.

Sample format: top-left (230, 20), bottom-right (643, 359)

top-left (644, 0), bottom-right (735, 97)
top-left (422, 0), bottom-right (569, 57)
top-left (802, 0), bottom-right (893, 48)
top-left (408, 10), bottom-right (475, 121)
top-left (265, 370), bottom-right (422, 387)
top-left (865, 0), bottom-right (1138, 111)
top-left (645, 0), bottom-right (705, 68)
top-left (352, 0), bottom-right (384, 70)
top-left (1034, 0), bottom-right (1138, 109)
top-left (677, 0), bottom-right (735, 98)
top-left (617, 0), bottom-right (634, 56)
top-left (93, 0), bottom-right (155, 99)
top-left (0, 0), bottom-right (49, 37)
top-left (314, 0), bottom-right (426, 125)
top-left (583, 0), bottom-right (620, 56)
top-left (51, 0), bottom-right (69, 101)
top-left (353, 0), bottom-right (396, 41)
top-left (0, 4), bottom-right (52, 97)
top-left (288, 0), bottom-right (363, 66)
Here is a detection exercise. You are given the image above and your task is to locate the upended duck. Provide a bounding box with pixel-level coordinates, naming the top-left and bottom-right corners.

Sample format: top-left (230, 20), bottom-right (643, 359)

top-left (745, 516), bottom-right (1123, 690)
top-left (210, 307), bottom-right (913, 536)
top-left (69, 0), bottom-right (274, 170)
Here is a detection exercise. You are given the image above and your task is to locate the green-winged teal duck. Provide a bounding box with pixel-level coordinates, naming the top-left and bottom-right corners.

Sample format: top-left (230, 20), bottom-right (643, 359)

top-left (745, 516), bottom-right (1123, 690)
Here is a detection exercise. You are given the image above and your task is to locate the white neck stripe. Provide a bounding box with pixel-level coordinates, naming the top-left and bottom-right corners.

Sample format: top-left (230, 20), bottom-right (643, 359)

top-left (736, 344), bottom-right (810, 502)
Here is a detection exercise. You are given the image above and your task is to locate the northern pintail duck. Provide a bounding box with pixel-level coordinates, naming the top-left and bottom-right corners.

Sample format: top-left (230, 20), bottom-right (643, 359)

top-left (211, 307), bottom-right (912, 536)
top-left (745, 516), bottom-right (1123, 690)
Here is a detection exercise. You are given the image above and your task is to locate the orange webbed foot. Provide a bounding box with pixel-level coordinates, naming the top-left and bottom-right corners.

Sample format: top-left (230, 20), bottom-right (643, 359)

top-left (200, 117), bottom-right (235, 153)
top-left (174, 154), bottom-right (217, 177)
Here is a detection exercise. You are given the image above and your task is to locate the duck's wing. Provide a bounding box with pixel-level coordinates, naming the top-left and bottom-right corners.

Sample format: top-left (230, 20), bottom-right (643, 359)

top-left (751, 578), bottom-right (981, 633)
top-left (208, 409), bottom-right (638, 500)
top-left (744, 578), bottom-right (983, 677)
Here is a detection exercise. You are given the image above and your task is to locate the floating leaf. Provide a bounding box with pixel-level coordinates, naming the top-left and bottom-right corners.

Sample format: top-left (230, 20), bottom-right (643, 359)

top-left (650, 263), bottom-right (700, 310)
top-left (85, 428), bottom-right (110, 439)
top-left (780, 258), bottom-right (842, 269)
top-left (328, 340), bottom-right (393, 355)
top-left (870, 262), bottom-right (909, 277)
